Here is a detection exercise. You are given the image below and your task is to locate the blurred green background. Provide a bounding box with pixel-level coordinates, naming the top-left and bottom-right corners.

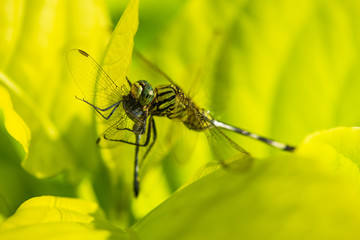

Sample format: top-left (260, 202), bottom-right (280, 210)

top-left (1, 0), bottom-right (360, 238)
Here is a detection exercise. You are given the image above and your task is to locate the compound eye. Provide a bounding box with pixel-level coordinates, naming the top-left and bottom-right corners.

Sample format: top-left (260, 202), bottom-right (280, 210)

top-left (131, 80), bottom-right (155, 106)
top-left (140, 86), bottom-right (154, 106)
top-left (131, 82), bottom-right (143, 100)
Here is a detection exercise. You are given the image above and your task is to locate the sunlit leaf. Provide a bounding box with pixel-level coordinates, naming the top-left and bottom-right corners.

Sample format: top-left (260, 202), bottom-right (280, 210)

top-left (102, 0), bottom-right (139, 86)
top-left (124, 0), bottom-right (360, 211)
top-left (0, 0), bottom-right (23, 70)
top-left (2, 0), bottom-right (360, 237)
top-left (0, 0), bottom-right (113, 226)
top-left (94, 0), bottom-right (146, 223)
top-left (0, 84), bottom-right (30, 158)
top-left (133, 127), bottom-right (360, 239)
top-left (296, 127), bottom-right (360, 183)
top-left (0, 196), bottom-right (132, 240)
top-left (0, 0), bottom-right (111, 178)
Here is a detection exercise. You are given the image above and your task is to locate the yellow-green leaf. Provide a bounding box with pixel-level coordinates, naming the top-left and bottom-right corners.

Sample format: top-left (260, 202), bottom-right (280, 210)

top-left (102, 0), bottom-right (139, 85)
top-left (132, 127), bottom-right (360, 239)
top-left (0, 0), bottom-right (23, 70)
top-left (296, 127), bottom-right (360, 182)
top-left (94, 0), bottom-right (143, 222)
top-left (0, 196), bottom-right (132, 240)
top-left (0, 84), bottom-right (30, 158)
top-left (133, 153), bottom-right (360, 239)
top-left (0, 0), bottom-right (111, 179)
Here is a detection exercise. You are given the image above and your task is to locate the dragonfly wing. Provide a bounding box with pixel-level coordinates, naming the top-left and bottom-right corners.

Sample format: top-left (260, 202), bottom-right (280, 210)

top-left (67, 49), bottom-right (140, 146)
top-left (205, 121), bottom-right (253, 171)
top-left (131, 50), bottom-right (181, 87)
top-left (187, 106), bottom-right (252, 171)
top-left (66, 49), bottom-right (128, 110)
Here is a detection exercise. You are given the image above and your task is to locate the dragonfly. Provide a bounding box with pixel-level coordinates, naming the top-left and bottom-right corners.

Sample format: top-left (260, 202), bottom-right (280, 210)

top-left (66, 49), bottom-right (295, 197)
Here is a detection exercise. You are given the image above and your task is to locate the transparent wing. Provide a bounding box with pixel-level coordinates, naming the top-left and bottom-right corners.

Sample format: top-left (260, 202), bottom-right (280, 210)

top-left (66, 49), bottom-right (128, 109)
top-left (207, 124), bottom-right (253, 171)
top-left (66, 49), bottom-right (150, 146)
top-left (130, 50), bottom-right (179, 87)
top-left (131, 50), bottom-right (252, 170)
top-left (192, 108), bottom-right (253, 172)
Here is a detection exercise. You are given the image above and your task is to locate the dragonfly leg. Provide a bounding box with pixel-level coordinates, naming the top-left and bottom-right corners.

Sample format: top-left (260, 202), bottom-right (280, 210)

top-left (102, 120), bottom-right (152, 147)
top-left (134, 134), bottom-right (141, 197)
top-left (141, 118), bottom-right (157, 164)
top-left (75, 96), bottom-right (121, 120)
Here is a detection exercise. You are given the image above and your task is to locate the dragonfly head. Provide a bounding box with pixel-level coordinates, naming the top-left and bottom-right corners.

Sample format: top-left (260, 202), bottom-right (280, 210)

top-left (131, 80), bottom-right (155, 106)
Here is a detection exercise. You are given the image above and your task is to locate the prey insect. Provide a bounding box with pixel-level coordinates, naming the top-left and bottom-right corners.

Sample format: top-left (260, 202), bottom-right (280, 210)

top-left (66, 49), bottom-right (295, 197)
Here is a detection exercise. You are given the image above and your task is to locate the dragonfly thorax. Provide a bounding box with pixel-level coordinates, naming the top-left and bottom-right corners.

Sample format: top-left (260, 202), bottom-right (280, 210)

top-left (130, 80), bottom-right (155, 106)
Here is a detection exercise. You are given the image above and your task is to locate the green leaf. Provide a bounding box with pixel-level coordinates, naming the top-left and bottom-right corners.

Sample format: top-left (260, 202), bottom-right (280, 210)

top-left (123, 0), bottom-right (360, 214)
top-left (0, 0), bottom-right (115, 225)
top-left (140, 0), bottom-right (360, 155)
top-left (2, 0), bottom-right (360, 237)
top-left (95, 0), bottom-right (145, 220)
top-left (0, 0), bottom-right (23, 70)
top-left (296, 127), bottom-right (360, 181)
top-left (0, 84), bottom-right (30, 159)
top-left (0, 0), bottom-right (111, 178)
top-left (102, 0), bottom-right (139, 84)
top-left (0, 196), bottom-right (132, 240)
top-left (132, 127), bottom-right (360, 239)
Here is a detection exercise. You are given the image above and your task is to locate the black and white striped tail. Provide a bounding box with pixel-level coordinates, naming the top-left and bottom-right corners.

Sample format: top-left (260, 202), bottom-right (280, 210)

top-left (212, 120), bottom-right (295, 152)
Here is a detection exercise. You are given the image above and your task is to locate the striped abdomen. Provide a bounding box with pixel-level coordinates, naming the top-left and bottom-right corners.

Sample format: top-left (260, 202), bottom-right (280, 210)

top-left (150, 84), bottom-right (212, 131)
